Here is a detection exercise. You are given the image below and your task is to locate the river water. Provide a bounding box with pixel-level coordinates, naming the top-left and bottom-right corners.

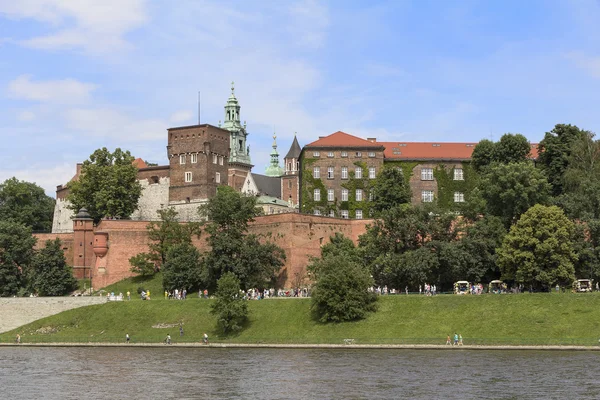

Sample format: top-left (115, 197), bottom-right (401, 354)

top-left (1, 347), bottom-right (598, 399)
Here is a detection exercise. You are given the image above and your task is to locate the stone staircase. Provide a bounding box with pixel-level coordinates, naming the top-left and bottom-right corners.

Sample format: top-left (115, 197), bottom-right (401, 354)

top-left (0, 297), bottom-right (105, 333)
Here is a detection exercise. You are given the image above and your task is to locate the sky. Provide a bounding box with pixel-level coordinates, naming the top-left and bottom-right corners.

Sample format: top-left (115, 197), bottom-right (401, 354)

top-left (2, 0), bottom-right (600, 196)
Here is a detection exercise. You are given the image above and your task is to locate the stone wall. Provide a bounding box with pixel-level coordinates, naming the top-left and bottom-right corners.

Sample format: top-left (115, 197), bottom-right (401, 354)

top-left (130, 175), bottom-right (170, 221)
top-left (0, 297), bottom-right (105, 334)
top-left (52, 198), bottom-right (75, 233)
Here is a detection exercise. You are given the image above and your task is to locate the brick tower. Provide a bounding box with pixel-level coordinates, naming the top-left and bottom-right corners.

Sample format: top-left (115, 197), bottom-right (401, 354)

top-left (282, 134), bottom-right (301, 208)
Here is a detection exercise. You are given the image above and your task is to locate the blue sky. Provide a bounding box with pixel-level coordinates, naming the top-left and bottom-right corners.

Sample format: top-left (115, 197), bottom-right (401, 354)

top-left (2, 0), bottom-right (600, 196)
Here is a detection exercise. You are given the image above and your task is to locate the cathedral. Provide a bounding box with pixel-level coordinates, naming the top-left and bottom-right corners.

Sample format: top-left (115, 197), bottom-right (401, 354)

top-left (52, 83), bottom-right (300, 233)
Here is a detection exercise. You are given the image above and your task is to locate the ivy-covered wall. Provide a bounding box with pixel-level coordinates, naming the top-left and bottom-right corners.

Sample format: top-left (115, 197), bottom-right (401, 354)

top-left (339, 161), bottom-right (374, 218)
top-left (433, 162), bottom-right (478, 210)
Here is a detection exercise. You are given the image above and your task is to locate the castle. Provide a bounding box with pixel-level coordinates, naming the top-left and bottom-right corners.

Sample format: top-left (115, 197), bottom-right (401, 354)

top-left (44, 83), bottom-right (538, 289)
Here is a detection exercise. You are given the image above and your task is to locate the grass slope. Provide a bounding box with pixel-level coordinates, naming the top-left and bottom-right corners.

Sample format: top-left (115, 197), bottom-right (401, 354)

top-left (3, 293), bottom-right (600, 346)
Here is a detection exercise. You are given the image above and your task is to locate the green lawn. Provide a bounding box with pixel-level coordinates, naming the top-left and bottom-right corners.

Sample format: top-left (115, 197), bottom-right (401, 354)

top-left (3, 292), bottom-right (600, 346)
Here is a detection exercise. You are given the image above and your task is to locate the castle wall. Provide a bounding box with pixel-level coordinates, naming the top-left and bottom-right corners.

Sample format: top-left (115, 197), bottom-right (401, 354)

top-left (87, 214), bottom-right (371, 289)
top-left (130, 176), bottom-right (170, 221)
top-left (33, 233), bottom-right (75, 266)
top-left (52, 198), bottom-right (75, 233)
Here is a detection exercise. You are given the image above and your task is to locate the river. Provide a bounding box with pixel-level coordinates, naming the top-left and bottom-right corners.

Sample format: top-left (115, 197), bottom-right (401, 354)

top-left (0, 347), bottom-right (598, 399)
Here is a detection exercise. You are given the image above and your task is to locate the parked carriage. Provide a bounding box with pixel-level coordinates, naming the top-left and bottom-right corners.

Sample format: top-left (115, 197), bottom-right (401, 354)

top-left (574, 279), bottom-right (593, 293)
top-left (489, 280), bottom-right (504, 294)
top-left (454, 281), bottom-right (470, 295)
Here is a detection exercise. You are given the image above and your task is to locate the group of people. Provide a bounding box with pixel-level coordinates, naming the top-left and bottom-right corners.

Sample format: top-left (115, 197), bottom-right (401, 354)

top-left (165, 289), bottom-right (187, 300)
top-left (446, 333), bottom-right (464, 346)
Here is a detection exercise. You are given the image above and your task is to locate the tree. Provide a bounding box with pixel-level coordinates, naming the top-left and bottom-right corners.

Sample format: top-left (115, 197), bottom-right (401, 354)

top-left (162, 243), bottom-right (202, 291)
top-left (370, 167), bottom-right (411, 214)
top-left (479, 162), bottom-right (550, 227)
top-left (309, 254), bottom-right (377, 323)
top-left (30, 238), bottom-right (77, 296)
top-left (471, 139), bottom-right (495, 172)
top-left (471, 134), bottom-right (531, 172)
top-left (493, 133), bottom-right (531, 165)
top-left (129, 207), bottom-right (200, 276)
top-left (210, 272), bottom-right (248, 334)
top-left (0, 178), bottom-right (55, 232)
top-left (200, 186), bottom-right (285, 291)
top-left (0, 221), bottom-right (37, 296)
top-left (67, 147), bottom-right (142, 223)
top-left (537, 124), bottom-right (588, 196)
top-left (497, 205), bottom-right (577, 290)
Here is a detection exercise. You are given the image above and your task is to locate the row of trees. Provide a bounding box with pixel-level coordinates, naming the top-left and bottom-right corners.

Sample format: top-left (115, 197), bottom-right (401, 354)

top-left (308, 124), bottom-right (600, 322)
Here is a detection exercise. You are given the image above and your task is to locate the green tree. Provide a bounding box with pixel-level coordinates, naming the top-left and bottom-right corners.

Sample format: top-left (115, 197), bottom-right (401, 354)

top-left (497, 205), bottom-right (577, 290)
top-left (309, 254), bottom-right (377, 323)
top-left (471, 134), bottom-right (531, 172)
top-left (162, 243), bottom-right (202, 291)
top-left (0, 221), bottom-right (37, 296)
top-left (493, 133), bottom-right (531, 165)
top-left (471, 139), bottom-right (495, 172)
top-left (0, 178), bottom-right (55, 232)
top-left (129, 207), bottom-right (200, 276)
top-left (371, 167), bottom-right (411, 214)
top-left (537, 124), bottom-right (588, 196)
top-left (479, 162), bottom-right (550, 227)
top-left (200, 186), bottom-right (285, 291)
top-left (67, 147), bottom-right (142, 223)
top-left (30, 238), bottom-right (77, 296)
top-left (210, 272), bottom-right (248, 334)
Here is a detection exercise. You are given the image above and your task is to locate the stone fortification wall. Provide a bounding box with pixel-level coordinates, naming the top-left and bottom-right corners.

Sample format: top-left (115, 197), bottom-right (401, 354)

top-left (33, 233), bottom-right (75, 267)
top-left (130, 176), bottom-right (170, 221)
top-left (52, 198), bottom-right (75, 233)
top-left (0, 297), bottom-right (105, 334)
top-left (90, 214), bottom-right (371, 289)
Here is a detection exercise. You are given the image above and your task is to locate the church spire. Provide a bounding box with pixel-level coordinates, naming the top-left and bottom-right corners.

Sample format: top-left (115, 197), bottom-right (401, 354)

top-left (222, 81), bottom-right (251, 165)
top-left (265, 132), bottom-right (284, 177)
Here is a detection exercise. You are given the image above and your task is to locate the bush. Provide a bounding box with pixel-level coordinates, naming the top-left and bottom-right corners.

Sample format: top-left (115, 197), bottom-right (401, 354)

top-left (210, 272), bottom-right (248, 334)
top-left (310, 255), bottom-right (377, 323)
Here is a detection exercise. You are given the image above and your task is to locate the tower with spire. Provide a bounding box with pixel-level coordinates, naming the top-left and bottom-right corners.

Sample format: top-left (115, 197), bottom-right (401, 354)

top-left (265, 133), bottom-right (284, 177)
top-left (222, 82), bottom-right (253, 191)
top-left (281, 133), bottom-right (302, 208)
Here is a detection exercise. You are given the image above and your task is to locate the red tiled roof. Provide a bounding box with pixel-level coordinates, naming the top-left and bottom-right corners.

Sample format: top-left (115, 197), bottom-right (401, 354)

top-left (132, 158), bottom-right (148, 169)
top-left (381, 142), bottom-right (539, 160)
top-left (305, 131), bottom-right (383, 148)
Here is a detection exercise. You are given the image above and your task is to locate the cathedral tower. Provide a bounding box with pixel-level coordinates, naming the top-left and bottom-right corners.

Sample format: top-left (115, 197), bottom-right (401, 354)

top-left (282, 134), bottom-right (301, 208)
top-left (222, 82), bottom-right (253, 191)
top-left (265, 133), bottom-right (284, 177)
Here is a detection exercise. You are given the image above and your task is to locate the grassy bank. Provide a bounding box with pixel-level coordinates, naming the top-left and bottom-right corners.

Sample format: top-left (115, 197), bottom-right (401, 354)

top-left (3, 293), bottom-right (600, 346)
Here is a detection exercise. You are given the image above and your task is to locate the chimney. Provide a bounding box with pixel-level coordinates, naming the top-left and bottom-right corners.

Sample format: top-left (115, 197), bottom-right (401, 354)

top-left (76, 163), bottom-right (83, 176)
top-left (319, 136), bottom-right (325, 139)
top-left (367, 137), bottom-right (376, 143)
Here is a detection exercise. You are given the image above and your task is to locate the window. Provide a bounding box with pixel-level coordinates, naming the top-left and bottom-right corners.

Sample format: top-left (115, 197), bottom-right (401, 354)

top-left (327, 151), bottom-right (334, 158)
top-left (327, 189), bottom-right (334, 201)
top-left (422, 190), bottom-right (434, 203)
top-left (355, 210), bottom-right (363, 219)
top-left (341, 189), bottom-right (348, 201)
top-left (191, 153), bottom-right (197, 163)
top-left (185, 172), bottom-right (192, 182)
top-left (215, 172), bottom-right (221, 183)
top-left (454, 168), bottom-right (464, 181)
top-left (329, 210), bottom-right (335, 217)
top-left (314, 189), bottom-right (321, 201)
top-left (327, 166), bottom-right (334, 179)
top-left (313, 151), bottom-right (320, 157)
top-left (369, 191), bottom-right (374, 201)
top-left (313, 166), bottom-right (320, 178)
top-left (368, 152), bottom-right (375, 158)
top-left (219, 156), bottom-right (224, 165)
top-left (341, 151), bottom-right (348, 158)
top-left (341, 210), bottom-right (349, 219)
top-left (212, 154), bottom-right (218, 164)
top-left (355, 151), bottom-right (362, 158)
top-left (421, 167), bottom-right (433, 181)
top-left (356, 189), bottom-right (363, 201)
top-left (369, 167), bottom-right (376, 179)
top-left (179, 155), bottom-right (186, 164)
top-left (314, 210), bottom-right (321, 216)
top-left (454, 191), bottom-right (465, 203)
top-left (341, 166), bottom-right (348, 179)
top-left (355, 167), bottom-right (362, 179)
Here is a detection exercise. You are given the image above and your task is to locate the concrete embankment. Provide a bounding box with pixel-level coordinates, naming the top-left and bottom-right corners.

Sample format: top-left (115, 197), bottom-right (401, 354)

top-left (0, 297), bottom-right (105, 333)
top-left (1, 343), bottom-right (600, 351)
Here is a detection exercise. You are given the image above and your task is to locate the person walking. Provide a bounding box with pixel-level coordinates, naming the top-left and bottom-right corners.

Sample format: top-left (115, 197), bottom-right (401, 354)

top-left (179, 325), bottom-right (184, 337)
top-left (126, 291), bottom-right (131, 301)
top-left (203, 333), bottom-right (209, 345)
top-left (446, 335), bottom-right (451, 345)
top-left (453, 333), bottom-right (458, 346)
top-left (459, 334), bottom-right (463, 346)
top-left (126, 333), bottom-right (130, 343)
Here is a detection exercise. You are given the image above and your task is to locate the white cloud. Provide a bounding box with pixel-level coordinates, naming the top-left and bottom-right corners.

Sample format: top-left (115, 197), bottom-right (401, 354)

top-left (0, 0), bottom-right (147, 53)
top-left (0, 162), bottom-right (75, 196)
top-left (8, 75), bottom-right (97, 104)
top-left (16, 110), bottom-right (36, 121)
top-left (169, 110), bottom-right (194, 124)
top-left (63, 107), bottom-right (166, 141)
top-left (565, 51), bottom-right (600, 79)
